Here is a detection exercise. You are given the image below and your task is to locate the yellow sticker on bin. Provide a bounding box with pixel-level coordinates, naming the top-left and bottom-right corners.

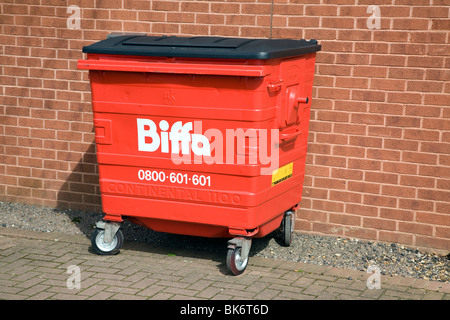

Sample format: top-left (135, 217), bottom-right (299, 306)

top-left (271, 162), bottom-right (293, 186)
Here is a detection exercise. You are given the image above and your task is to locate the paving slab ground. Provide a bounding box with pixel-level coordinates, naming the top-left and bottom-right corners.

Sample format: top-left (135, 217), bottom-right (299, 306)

top-left (0, 227), bottom-right (448, 304)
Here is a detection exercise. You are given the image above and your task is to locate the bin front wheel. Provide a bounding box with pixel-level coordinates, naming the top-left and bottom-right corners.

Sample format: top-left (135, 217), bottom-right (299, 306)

top-left (226, 247), bottom-right (249, 276)
top-left (91, 228), bottom-right (123, 255)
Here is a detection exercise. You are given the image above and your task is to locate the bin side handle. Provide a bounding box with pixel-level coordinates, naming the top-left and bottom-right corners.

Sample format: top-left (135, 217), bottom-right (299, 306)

top-left (280, 126), bottom-right (302, 141)
top-left (94, 119), bottom-right (113, 145)
top-left (77, 59), bottom-right (270, 77)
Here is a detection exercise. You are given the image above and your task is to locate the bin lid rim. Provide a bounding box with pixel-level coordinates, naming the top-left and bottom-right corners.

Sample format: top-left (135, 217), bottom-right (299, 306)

top-left (82, 35), bottom-right (321, 59)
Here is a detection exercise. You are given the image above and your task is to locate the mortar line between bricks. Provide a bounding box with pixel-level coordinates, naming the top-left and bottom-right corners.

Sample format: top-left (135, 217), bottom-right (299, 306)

top-left (195, 282), bottom-right (225, 300)
top-left (0, 228), bottom-right (89, 245)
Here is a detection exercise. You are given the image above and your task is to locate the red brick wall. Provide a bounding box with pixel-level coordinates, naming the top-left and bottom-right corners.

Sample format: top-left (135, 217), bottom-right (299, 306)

top-left (1, 1), bottom-right (449, 251)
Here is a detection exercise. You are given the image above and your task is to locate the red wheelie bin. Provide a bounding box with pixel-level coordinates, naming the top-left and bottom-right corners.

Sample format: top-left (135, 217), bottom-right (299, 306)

top-left (78, 35), bottom-right (321, 275)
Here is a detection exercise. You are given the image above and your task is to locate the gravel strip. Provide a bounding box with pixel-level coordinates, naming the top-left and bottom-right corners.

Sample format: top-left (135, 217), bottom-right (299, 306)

top-left (0, 201), bottom-right (448, 283)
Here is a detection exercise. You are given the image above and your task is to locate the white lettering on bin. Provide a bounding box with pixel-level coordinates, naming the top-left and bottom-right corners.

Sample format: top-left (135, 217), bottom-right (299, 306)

top-left (137, 118), bottom-right (211, 157)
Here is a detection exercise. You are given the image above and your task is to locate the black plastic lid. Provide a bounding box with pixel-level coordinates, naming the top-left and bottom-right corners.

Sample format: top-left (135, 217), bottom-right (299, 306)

top-left (82, 35), bottom-right (321, 60)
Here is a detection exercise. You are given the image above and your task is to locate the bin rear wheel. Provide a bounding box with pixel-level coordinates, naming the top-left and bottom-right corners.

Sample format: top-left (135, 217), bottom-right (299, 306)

top-left (226, 247), bottom-right (248, 276)
top-left (281, 212), bottom-right (295, 247)
top-left (91, 227), bottom-right (123, 255)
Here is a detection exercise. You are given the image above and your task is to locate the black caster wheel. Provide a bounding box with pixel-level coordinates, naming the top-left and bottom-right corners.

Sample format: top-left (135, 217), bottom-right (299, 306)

top-left (91, 227), bottom-right (123, 255)
top-left (281, 211), bottom-right (295, 247)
